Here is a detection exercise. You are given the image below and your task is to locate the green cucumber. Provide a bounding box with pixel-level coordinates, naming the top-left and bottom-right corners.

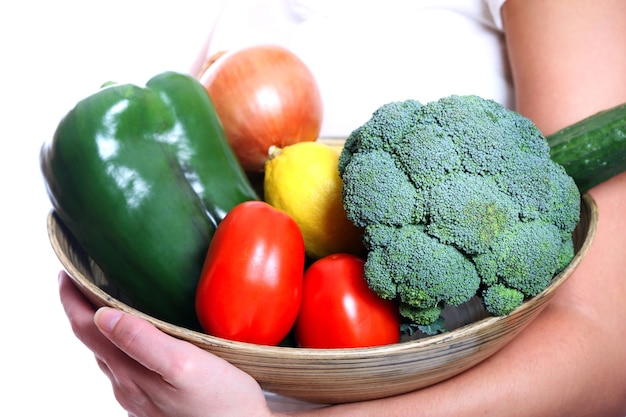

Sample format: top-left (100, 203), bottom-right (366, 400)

top-left (547, 102), bottom-right (626, 193)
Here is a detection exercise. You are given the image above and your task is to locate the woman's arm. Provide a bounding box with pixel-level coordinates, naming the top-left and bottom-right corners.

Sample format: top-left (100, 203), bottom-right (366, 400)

top-left (503, 0), bottom-right (626, 135)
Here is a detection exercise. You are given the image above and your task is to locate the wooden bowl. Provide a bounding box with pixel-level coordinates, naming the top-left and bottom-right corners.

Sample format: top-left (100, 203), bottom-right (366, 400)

top-left (47, 194), bottom-right (598, 404)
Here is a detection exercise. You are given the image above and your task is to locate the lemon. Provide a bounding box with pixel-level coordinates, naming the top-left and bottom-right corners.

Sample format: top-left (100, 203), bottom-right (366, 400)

top-left (264, 141), bottom-right (364, 259)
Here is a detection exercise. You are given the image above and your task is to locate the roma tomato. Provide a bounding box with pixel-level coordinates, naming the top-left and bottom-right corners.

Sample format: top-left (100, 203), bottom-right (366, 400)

top-left (295, 253), bottom-right (400, 348)
top-left (195, 201), bottom-right (305, 345)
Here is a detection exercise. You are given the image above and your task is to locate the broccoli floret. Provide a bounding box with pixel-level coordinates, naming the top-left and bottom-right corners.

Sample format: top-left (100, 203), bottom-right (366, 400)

top-left (363, 224), bottom-right (481, 325)
top-left (340, 95), bottom-right (581, 325)
top-left (339, 100), bottom-right (423, 172)
top-left (473, 221), bottom-right (563, 297)
top-left (557, 237), bottom-right (575, 271)
top-left (482, 284), bottom-right (525, 316)
top-left (416, 95), bottom-right (550, 177)
top-left (394, 124), bottom-right (461, 190)
top-left (341, 150), bottom-right (425, 227)
top-left (427, 173), bottom-right (519, 255)
top-left (399, 303), bottom-right (444, 326)
top-left (496, 150), bottom-right (580, 235)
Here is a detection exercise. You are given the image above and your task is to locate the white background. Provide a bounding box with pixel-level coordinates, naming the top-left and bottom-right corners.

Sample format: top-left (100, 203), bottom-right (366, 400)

top-left (2, 2), bottom-right (222, 416)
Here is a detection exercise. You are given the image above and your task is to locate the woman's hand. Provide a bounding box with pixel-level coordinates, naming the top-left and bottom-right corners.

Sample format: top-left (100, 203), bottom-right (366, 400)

top-left (58, 271), bottom-right (273, 417)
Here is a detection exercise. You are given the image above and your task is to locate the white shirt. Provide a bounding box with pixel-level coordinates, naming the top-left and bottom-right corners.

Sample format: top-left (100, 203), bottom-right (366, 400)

top-left (204, 0), bottom-right (511, 138)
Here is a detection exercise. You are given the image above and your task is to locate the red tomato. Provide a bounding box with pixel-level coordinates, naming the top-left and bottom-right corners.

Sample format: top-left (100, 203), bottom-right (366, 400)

top-left (295, 253), bottom-right (400, 348)
top-left (195, 201), bottom-right (305, 345)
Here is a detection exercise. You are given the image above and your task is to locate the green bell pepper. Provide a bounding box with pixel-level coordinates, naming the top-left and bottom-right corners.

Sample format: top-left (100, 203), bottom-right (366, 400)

top-left (41, 71), bottom-right (258, 328)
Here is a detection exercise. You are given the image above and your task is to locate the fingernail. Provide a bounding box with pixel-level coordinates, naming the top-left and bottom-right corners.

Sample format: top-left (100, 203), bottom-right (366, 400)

top-left (94, 307), bottom-right (122, 333)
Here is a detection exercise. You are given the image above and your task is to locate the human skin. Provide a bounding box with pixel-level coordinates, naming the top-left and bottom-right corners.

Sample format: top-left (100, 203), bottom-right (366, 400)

top-left (58, 0), bottom-right (626, 416)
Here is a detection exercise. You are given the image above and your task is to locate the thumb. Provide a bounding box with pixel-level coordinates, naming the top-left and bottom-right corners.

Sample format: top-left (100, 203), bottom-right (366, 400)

top-left (94, 307), bottom-right (187, 377)
top-left (93, 307), bottom-right (263, 399)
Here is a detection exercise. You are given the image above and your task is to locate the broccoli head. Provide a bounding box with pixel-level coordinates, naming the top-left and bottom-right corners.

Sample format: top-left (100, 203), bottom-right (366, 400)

top-left (340, 95), bottom-right (581, 324)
